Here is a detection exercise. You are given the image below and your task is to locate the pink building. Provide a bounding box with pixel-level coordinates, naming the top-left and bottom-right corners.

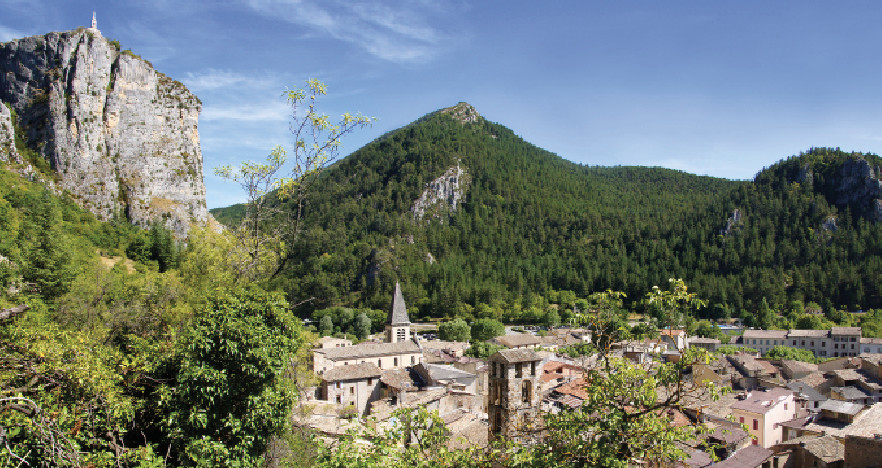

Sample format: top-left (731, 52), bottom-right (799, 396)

top-left (730, 387), bottom-right (796, 448)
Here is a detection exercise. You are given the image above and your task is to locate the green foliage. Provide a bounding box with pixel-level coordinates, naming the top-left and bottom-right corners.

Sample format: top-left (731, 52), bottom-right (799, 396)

top-left (159, 286), bottom-right (303, 467)
top-left (312, 306), bottom-right (385, 337)
top-left (438, 318), bottom-right (471, 342)
top-left (534, 349), bottom-right (718, 467)
top-left (463, 341), bottom-right (502, 359)
top-left (765, 345), bottom-right (817, 363)
top-left (470, 318), bottom-right (504, 342)
top-left (716, 345), bottom-right (758, 355)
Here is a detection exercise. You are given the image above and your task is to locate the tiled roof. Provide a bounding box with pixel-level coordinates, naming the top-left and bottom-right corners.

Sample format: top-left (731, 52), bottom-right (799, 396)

top-left (660, 329), bottom-right (686, 337)
top-left (495, 334), bottom-right (541, 348)
top-left (780, 360), bottom-right (818, 374)
top-left (490, 348), bottom-right (542, 364)
top-left (315, 341), bottom-right (421, 360)
top-left (831, 326), bottom-right (862, 335)
top-left (380, 368), bottom-right (417, 391)
top-left (861, 338), bottom-right (882, 345)
top-left (711, 445), bottom-right (772, 468)
top-left (731, 388), bottom-right (794, 415)
top-left (776, 415), bottom-right (811, 429)
top-left (860, 353), bottom-right (882, 364)
top-left (743, 329), bottom-right (788, 339)
top-left (831, 369), bottom-right (864, 381)
top-left (802, 435), bottom-right (844, 463)
top-left (788, 329), bottom-right (829, 337)
top-left (554, 378), bottom-right (588, 400)
top-left (819, 399), bottom-right (863, 415)
top-left (689, 337), bottom-right (721, 344)
top-left (831, 386), bottom-right (870, 400)
top-left (323, 362), bottom-right (381, 381)
top-left (786, 382), bottom-right (825, 401)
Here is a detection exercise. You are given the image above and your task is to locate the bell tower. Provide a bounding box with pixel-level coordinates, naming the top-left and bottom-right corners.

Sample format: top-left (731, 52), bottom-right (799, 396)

top-left (385, 283), bottom-right (412, 343)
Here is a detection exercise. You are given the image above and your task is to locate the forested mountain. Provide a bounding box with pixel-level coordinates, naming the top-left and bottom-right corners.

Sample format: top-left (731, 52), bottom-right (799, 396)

top-left (212, 103), bottom-right (882, 321)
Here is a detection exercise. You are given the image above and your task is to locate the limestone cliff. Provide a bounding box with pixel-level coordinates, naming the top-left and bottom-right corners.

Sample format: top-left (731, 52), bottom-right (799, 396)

top-left (0, 25), bottom-right (209, 236)
top-left (411, 162), bottom-right (469, 221)
top-left (0, 104), bottom-right (19, 164)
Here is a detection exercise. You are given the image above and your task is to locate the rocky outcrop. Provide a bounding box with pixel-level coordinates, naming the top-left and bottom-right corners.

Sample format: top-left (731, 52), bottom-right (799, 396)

top-left (832, 157), bottom-right (882, 222)
top-left (0, 25), bottom-right (209, 236)
top-left (411, 162), bottom-right (469, 221)
top-left (720, 208), bottom-right (742, 236)
top-left (0, 103), bottom-right (20, 163)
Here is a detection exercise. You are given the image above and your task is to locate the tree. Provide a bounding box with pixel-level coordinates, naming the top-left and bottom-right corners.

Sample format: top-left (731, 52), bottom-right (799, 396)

top-left (159, 286), bottom-right (303, 467)
top-left (470, 318), bottom-right (504, 342)
top-left (355, 312), bottom-right (372, 340)
top-left (533, 348), bottom-right (718, 467)
top-left (464, 341), bottom-right (502, 359)
top-left (319, 315), bottom-right (334, 336)
top-left (215, 79), bottom-right (374, 283)
top-left (543, 308), bottom-right (561, 328)
top-left (438, 318), bottom-right (471, 342)
top-left (765, 345), bottom-right (816, 363)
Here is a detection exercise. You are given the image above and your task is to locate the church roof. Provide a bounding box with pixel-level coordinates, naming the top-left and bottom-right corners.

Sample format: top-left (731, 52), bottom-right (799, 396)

top-left (387, 282), bottom-right (410, 326)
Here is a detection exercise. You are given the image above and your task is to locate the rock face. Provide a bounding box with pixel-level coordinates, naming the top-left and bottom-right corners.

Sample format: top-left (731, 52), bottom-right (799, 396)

top-left (0, 103), bottom-right (20, 164)
top-left (0, 26), bottom-right (209, 236)
top-left (832, 157), bottom-right (882, 222)
top-left (411, 162), bottom-right (469, 221)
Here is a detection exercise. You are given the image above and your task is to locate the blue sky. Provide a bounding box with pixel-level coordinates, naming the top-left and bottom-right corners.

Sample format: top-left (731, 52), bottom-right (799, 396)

top-left (4, 1), bottom-right (882, 208)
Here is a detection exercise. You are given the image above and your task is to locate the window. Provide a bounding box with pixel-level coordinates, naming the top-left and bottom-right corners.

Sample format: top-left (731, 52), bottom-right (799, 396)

top-left (516, 363), bottom-right (522, 378)
top-left (810, 341), bottom-right (814, 347)
top-left (336, 395), bottom-right (341, 403)
top-left (367, 378), bottom-right (372, 386)
top-left (378, 359), bottom-right (382, 367)
top-left (822, 342), bottom-right (826, 347)
top-left (531, 361), bottom-right (536, 376)
top-left (522, 381), bottom-right (531, 403)
top-left (739, 417), bottom-right (744, 424)
top-left (792, 340), bottom-right (796, 345)
top-left (411, 356), bottom-right (415, 365)
top-left (801, 341), bottom-right (805, 346)
top-left (350, 387), bottom-right (354, 395)
top-left (336, 382), bottom-right (341, 389)
top-left (394, 357), bottom-right (398, 367)
top-left (784, 403), bottom-right (788, 410)
top-left (752, 439), bottom-right (758, 445)
top-left (753, 419), bottom-right (758, 431)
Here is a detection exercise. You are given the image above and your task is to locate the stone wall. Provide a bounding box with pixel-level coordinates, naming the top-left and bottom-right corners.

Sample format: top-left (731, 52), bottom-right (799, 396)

top-left (0, 28), bottom-right (209, 236)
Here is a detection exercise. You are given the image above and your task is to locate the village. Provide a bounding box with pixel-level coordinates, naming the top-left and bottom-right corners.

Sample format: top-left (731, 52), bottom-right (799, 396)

top-left (298, 284), bottom-right (882, 468)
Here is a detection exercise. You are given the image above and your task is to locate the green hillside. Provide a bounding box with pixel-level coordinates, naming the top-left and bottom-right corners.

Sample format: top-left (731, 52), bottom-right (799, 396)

top-left (212, 105), bottom-right (882, 322)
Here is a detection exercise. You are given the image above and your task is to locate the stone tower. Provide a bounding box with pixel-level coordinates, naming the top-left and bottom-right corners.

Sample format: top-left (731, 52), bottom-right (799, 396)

top-left (385, 283), bottom-right (411, 343)
top-left (488, 349), bottom-right (543, 442)
top-left (91, 12), bottom-right (97, 29)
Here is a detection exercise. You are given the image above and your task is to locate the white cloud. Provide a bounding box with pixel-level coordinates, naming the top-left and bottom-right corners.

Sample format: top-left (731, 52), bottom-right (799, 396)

top-left (184, 69), bottom-right (276, 91)
top-left (244, 0), bottom-right (459, 63)
top-left (201, 101), bottom-right (288, 122)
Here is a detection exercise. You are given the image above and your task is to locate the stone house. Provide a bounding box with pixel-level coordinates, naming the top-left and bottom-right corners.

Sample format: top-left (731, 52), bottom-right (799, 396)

top-left (730, 387), bottom-right (797, 448)
top-left (312, 341), bottom-right (423, 375)
top-left (316, 336), bottom-right (353, 349)
top-left (321, 363), bottom-right (382, 416)
top-left (487, 349), bottom-right (544, 442)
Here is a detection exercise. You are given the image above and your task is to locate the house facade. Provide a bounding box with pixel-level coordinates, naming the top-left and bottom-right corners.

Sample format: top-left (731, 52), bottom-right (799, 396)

top-left (730, 387), bottom-right (797, 448)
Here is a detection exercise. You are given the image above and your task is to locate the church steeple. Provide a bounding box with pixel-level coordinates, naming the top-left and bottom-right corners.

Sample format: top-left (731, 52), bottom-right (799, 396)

top-left (385, 282), bottom-right (412, 343)
top-left (91, 12), bottom-right (97, 29)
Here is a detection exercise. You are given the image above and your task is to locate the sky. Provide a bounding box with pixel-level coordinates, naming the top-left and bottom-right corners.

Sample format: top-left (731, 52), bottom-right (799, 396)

top-left (4, 1), bottom-right (882, 208)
